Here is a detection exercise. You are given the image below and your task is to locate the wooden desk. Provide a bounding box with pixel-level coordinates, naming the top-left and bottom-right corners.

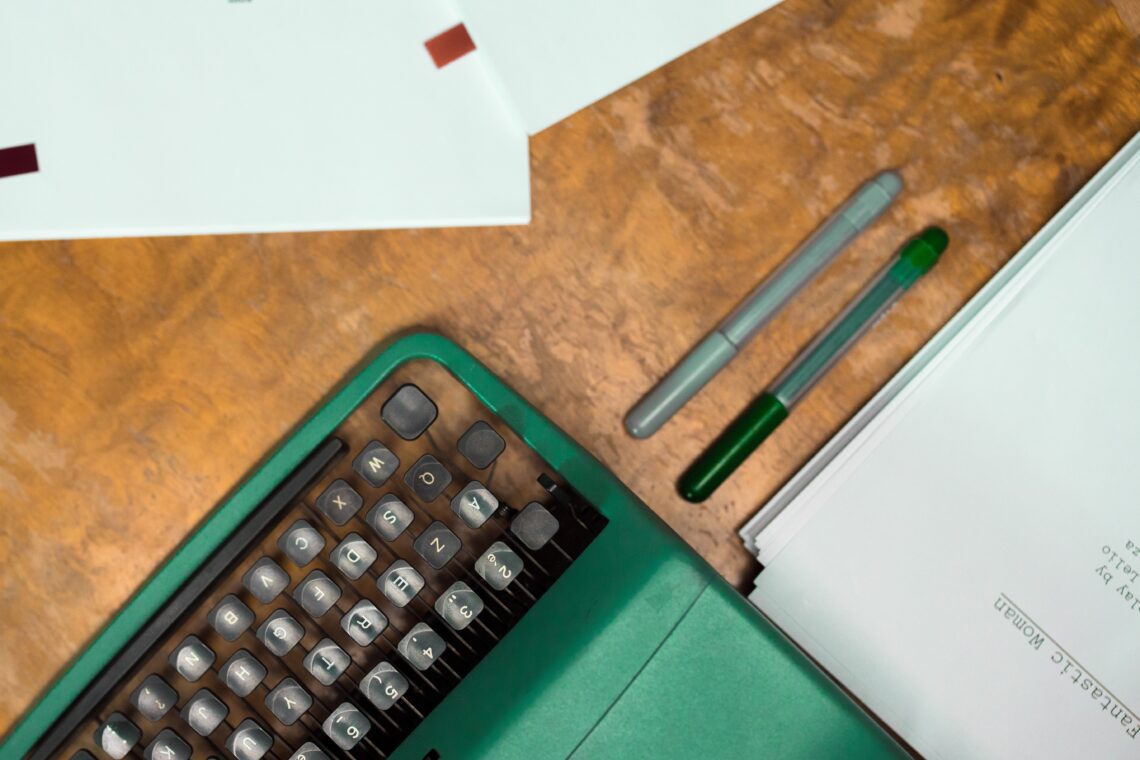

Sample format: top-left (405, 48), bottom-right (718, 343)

top-left (1, 0), bottom-right (1138, 738)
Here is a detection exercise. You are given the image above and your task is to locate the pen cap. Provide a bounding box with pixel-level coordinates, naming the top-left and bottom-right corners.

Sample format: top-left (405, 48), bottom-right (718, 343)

top-left (889, 227), bottom-right (949, 289)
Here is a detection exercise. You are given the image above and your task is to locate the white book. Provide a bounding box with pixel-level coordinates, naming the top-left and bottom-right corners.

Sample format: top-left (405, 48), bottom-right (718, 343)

top-left (742, 132), bottom-right (1140, 759)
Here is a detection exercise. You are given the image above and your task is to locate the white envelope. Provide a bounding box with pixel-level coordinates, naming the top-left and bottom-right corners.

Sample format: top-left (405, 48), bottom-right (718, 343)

top-left (0, 2), bottom-right (530, 240)
top-left (455, 0), bottom-right (783, 133)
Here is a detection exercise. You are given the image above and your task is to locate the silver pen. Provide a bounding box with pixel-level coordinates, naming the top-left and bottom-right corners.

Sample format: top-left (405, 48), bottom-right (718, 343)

top-left (625, 170), bottom-right (903, 438)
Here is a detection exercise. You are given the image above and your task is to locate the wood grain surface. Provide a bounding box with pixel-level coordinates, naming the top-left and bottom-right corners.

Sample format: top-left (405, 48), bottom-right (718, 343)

top-left (2, 0), bottom-right (1139, 738)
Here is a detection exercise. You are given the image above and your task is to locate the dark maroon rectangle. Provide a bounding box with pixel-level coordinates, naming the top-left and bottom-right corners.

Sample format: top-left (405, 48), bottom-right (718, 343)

top-left (0, 143), bottom-right (39, 179)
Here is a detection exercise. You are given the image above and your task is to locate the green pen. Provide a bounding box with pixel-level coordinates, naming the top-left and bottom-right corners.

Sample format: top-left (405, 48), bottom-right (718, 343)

top-left (679, 226), bottom-right (949, 503)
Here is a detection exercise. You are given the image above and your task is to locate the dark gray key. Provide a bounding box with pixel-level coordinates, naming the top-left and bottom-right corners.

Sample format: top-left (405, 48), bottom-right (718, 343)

top-left (257, 609), bottom-right (304, 656)
top-left (330, 533), bottom-right (377, 580)
top-left (220, 649), bottom-right (267, 697)
top-left (323, 702), bottom-right (371, 750)
top-left (341, 600), bottom-right (388, 646)
top-left (404, 453), bottom-right (451, 502)
top-left (510, 501), bottom-right (560, 550)
top-left (359, 661), bottom-right (409, 710)
top-left (242, 557), bottom-right (289, 603)
top-left (450, 481), bottom-right (499, 529)
top-left (209, 594), bottom-right (255, 641)
top-left (278, 519), bottom-right (325, 566)
top-left (435, 581), bottom-right (484, 631)
top-left (398, 623), bottom-right (447, 671)
top-left (169, 635), bottom-right (215, 682)
top-left (130, 674), bottom-right (177, 721)
top-left (181, 688), bottom-right (228, 736)
top-left (352, 440), bottom-right (399, 487)
top-left (304, 638), bottom-right (351, 686)
top-left (457, 420), bottom-right (506, 469)
top-left (71, 751), bottom-right (96, 760)
top-left (413, 520), bottom-right (462, 569)
top-left (475, 541), bottom-right (523, 590)
top-left (316, 479), bottom-right (363, 525)
top-left (294, 570), bottom-right (341, 617)
top-left (144, 729), bottom-right (191, 760)
top-left (265, 677), bottom-right (312, 726)
top-left (226, 719), bottom-right (273, 760)
top-left (94, 713), bottom-right (140, 759)
top-left (289, 743), bottom-right (330, 760)
top-left (381, 384), bottom-right (437, 440)
top-left (379, 559), bottom-right (424, 607)
top-left (366, 495), bottom-right (414, 541)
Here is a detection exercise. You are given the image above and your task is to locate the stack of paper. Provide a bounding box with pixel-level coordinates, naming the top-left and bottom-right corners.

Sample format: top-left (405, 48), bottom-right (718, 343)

top-left (740, 133), bottom-right (1140, 759)
top-left (0, 0), bottom-right (781, 241)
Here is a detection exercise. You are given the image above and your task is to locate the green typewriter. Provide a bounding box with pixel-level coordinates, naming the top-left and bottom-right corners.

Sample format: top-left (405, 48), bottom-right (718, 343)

top-left (2, 334), bottom-right (901, 760)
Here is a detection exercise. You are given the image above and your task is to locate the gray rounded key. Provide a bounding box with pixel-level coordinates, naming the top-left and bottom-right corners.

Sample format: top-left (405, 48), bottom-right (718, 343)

top-left (457, 420), bottom-right (506, 469)
top-left (169, 635), bottom-right (215, 682)
top-left (278, 519), bottom-right (325, 566)
top-left (352, 440), bottom-right (400, 487)
top-left (398, 623), bottom-right (447, 671)
top-left (475, 541), bottom-right (523, 590)
top-left (289, 743), bottom-right (331, 760)
top-left (257, 609), bottom-right (304, 656)
top-left (359, 661), bottom-right (409, 710)
top-left (209, 594), bottom-right (255, 641)
top-left (450, 481), bottom-right (499, 529)
top-left (94, 713), bottom-right (140, 759)
top-left (294, 570), bottom-right (341, 617)
top-left (265, 677), bottom-right (312, 726)
top-left (381, 384), bottom-right (437, 440)
top-left (379, 559), bottom-right (424, 607)
top-left (181, 689), bottom-right (228, 736)
top-left (316, 479), bottom-right (363, 525)
top-left (510, 502), bottom-right (560, 550)
top-left (341, 600), bottom-right (388, 646)
top-left (130, 674), bottom-right (177, 721)
top-left (366, 495), bottom-right (414, 542)
top-left (70, 752), bottom-right (97, 760)
top-left (242, 557), bottom-right (289, 603)
top-left (404, 454), bottom-right (452, 502)
top-left (304, 638), bottom-right (351, 686)
top-left (323, 702), bottom-right (371, 750)
top-left (435, 581), bottom-right (484, 631)
top-left (220, 649), bottom-right (267, 697)
top-left (144, 729), bottom-right (191, 760)
top-left (413, 521), bottom-right (461, 570)
top-left (330, 533), bottom-right (377, 580)
top-left (226, 719), bottom-right (272, 760)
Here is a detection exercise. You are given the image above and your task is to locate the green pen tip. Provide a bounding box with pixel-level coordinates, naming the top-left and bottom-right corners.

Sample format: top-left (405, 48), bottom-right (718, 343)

top-left (919, 226), bottom-right (950, 254)
top-left (892, 226), bottom-right (949, 287)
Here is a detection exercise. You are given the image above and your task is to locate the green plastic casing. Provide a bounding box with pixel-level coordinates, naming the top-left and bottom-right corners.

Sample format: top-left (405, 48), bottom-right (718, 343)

top-left (2, 333), bottom-right (903, 759)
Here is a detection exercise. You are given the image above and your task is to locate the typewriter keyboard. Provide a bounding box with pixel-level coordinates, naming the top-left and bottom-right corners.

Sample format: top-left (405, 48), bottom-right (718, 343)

top-left (41, 359), bottom-right (607, 760)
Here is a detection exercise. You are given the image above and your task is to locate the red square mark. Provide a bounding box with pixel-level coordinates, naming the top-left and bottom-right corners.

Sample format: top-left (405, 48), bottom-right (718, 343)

top-left (425, 23), bottom-right (476, 69)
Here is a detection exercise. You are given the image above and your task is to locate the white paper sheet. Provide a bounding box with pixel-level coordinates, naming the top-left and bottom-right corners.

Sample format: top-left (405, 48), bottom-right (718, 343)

top-left (751, 134), bottom-right (1140, 759)
top-left (0, 2), bottom-right (529, 240)
top-left (453, 0), bottom-right (783, 134)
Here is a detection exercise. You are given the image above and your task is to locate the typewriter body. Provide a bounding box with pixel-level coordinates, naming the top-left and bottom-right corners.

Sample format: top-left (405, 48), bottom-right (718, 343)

top-left (3, 334), bottom-right (900, 760)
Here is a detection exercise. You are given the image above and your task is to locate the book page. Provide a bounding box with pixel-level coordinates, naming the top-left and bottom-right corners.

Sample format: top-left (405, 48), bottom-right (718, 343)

top-left (752, 137), bottom-right (1140, 759)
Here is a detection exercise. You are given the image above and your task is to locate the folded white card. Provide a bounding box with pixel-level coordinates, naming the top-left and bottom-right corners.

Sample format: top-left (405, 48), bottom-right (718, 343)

top-left (748, 133), bottom-right (1140, 759)
top-left (453, 0), bottom-right (783, 133)
top-left (0, 2), bottom-right (529, 240)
